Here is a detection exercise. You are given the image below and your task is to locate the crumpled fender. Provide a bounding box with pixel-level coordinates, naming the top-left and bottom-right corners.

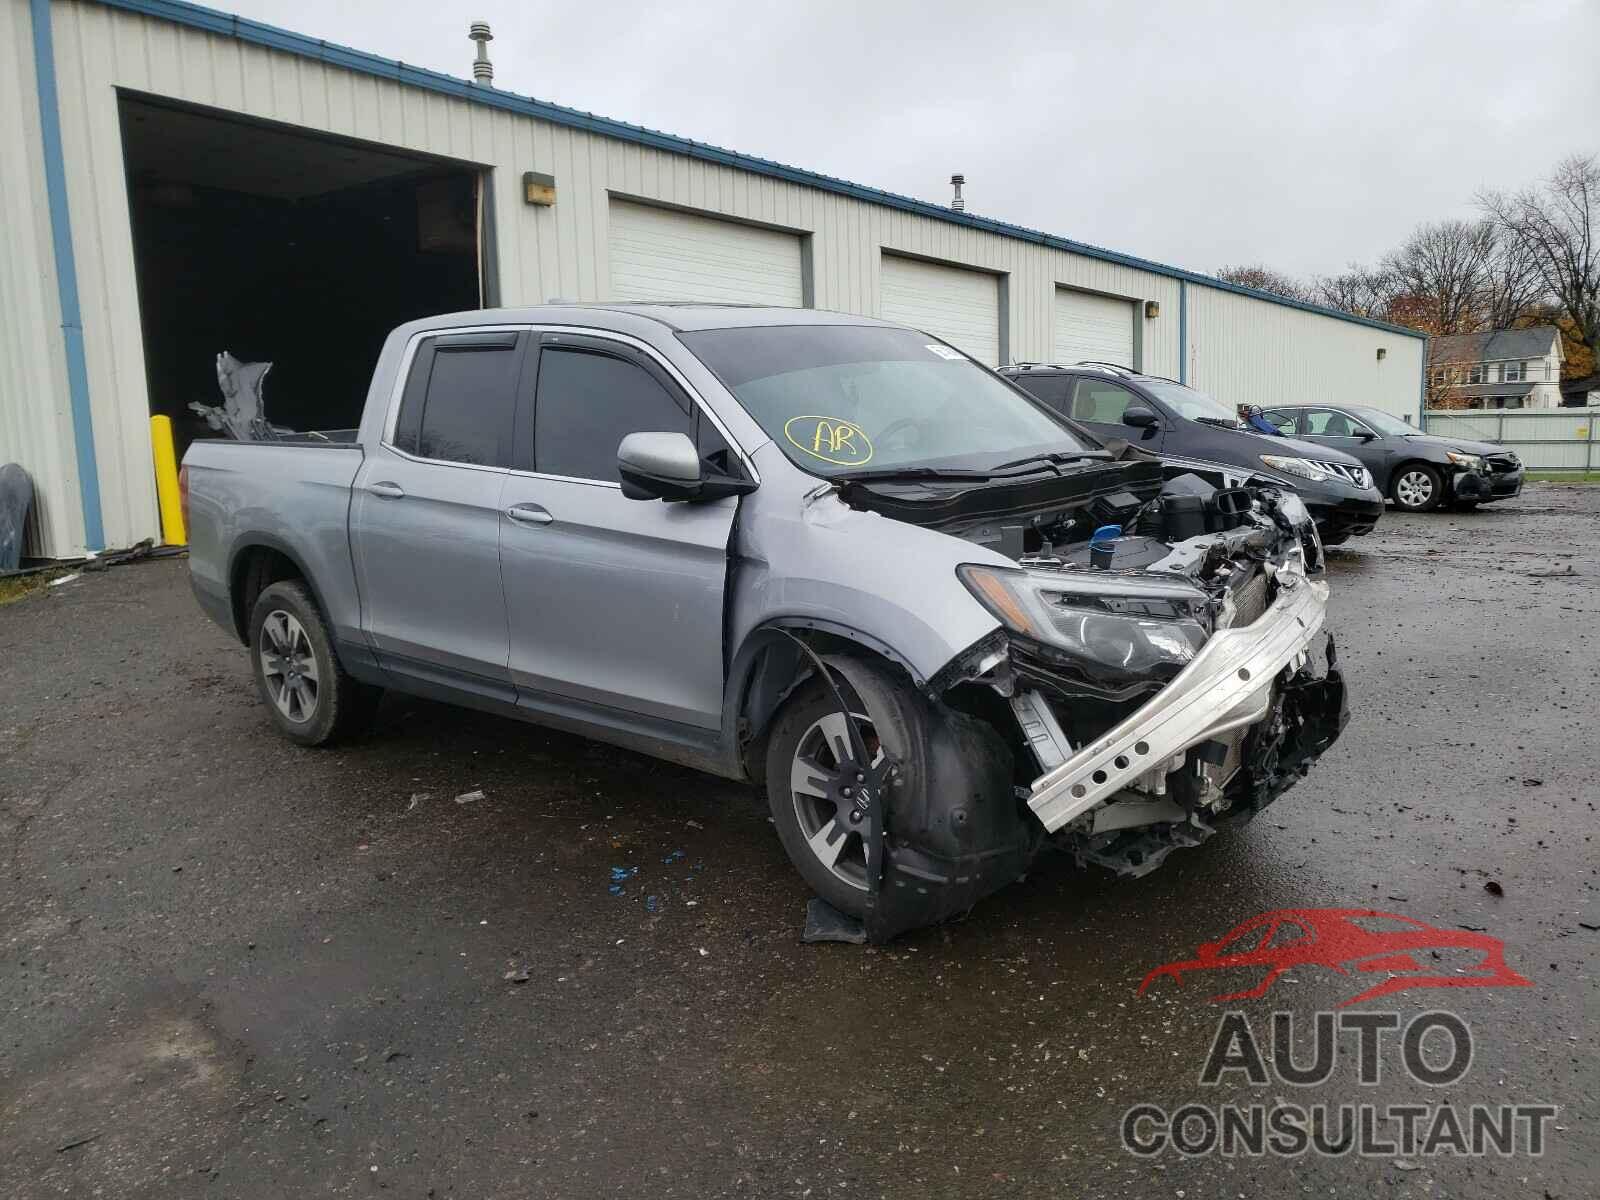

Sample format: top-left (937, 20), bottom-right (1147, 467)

top-left (820, 655), bottom-right (1038, 943)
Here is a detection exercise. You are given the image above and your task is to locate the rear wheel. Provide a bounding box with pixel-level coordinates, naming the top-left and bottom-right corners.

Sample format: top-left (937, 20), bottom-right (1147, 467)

top-left (1390, 463), bottom-right (1442, 512)
top-left (248, 581), bottom-right (380, 746)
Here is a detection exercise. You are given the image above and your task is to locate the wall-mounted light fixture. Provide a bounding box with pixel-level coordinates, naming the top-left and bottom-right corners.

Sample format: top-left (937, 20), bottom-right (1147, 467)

top-left (1144, 300), bottom-right (1160, 319)
top-left (1376, 347), bottom-right (1387, 361)
top-left (522, 171), bottom-right (556, 206)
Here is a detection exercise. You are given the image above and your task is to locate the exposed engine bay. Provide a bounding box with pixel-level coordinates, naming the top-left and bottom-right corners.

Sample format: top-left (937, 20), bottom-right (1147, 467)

top-left (826, 458), bottom-right (1347, 942)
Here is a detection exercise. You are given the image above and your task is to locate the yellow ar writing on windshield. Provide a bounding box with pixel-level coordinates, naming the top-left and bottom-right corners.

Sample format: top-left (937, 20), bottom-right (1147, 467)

top-left (783, 415), bottom-right (874, 467)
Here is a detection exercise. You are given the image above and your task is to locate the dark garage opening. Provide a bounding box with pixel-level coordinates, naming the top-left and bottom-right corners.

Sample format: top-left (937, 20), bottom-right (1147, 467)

top-left (119, 94), bottom-right (485, 455)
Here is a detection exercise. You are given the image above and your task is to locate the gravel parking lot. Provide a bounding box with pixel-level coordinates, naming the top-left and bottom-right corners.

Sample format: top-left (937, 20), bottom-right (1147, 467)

top-left (2, 485), bottom-right (1596, 1198)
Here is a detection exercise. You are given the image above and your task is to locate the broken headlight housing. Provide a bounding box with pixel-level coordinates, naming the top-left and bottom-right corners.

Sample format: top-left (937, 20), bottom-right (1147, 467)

top-left (958, 564), bottom-right (1212, 675)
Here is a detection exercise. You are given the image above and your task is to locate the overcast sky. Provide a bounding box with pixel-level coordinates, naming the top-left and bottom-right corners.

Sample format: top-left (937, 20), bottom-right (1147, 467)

top-left (224, 0), bottom-right (1599, 280)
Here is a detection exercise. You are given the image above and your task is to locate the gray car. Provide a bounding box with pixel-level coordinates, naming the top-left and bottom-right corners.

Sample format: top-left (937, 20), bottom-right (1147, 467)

top-left (1262, 403), bottom-right (1524, 512)
top-left (182, 304), bottom-right (1348, 939)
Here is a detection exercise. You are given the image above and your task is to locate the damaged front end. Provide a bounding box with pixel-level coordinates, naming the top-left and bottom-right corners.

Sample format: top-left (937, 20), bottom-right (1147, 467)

top-left (842, 467), bottom-right (1347, 942)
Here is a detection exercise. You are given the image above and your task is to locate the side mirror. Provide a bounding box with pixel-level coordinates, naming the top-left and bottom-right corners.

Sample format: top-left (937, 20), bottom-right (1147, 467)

top-left (1122, 405), bottom-right (1160, 429)
top-left (618, 432), bottom-right (756, 502)
top-left (1356, 430), bottom-right (1377, 442)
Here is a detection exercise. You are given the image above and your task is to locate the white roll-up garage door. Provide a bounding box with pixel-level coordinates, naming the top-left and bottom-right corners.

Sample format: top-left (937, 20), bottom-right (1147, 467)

top-left (879, 254), bottom-right (1001, 365)
top-left (609, 200), bottom-right (804, 306)
top-left (1054, 288), bottom-right (1135, 368)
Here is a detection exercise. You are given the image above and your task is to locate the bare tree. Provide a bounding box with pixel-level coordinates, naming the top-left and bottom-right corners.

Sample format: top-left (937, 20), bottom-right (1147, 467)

top-left (1314, 264), bottom-right (1398, 320)
top-left (1379, 219), bottom-right (1496, 335)
top-left (1480, 155), bottom-right (1600, 369)
top-left (1480, 228), bottom-right (1548, 329)
top-left (1214, 264), bottom-right (1313, 303)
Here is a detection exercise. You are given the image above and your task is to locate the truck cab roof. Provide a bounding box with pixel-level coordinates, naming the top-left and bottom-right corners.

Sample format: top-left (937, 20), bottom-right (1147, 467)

top-left (407, 303), bottom-right (902, 334)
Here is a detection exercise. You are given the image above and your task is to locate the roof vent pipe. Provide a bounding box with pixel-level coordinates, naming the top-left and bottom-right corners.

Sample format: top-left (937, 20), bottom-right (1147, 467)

top-left (950, 174), bottom-right (966, 212)
top-left (469, 22), bottom-right (494, 86)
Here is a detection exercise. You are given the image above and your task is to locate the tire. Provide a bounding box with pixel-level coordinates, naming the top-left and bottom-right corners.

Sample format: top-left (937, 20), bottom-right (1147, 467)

top-left (763, 666), bottom-right (925, 917)
top-left (1390, 463), bottom-right (1443, 512)
top-left (247, 580), bottom-right (380, 746)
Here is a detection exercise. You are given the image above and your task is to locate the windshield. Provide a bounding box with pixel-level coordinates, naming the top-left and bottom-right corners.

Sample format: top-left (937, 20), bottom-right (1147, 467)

top-left (679, 325), bottom-right (1093, 476)
top-left (1351, 407), bottom-right (1418, 436)
top-left (1140, 381), bottom-right (1242, 426)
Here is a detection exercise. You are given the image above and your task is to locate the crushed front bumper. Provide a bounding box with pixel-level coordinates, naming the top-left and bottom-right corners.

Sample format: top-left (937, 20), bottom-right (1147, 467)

top-left (1026, 569), bottom-right (1330, 833)
top-left (1453, 464), bottom-right (1524, 502)
top-left (1307, 495), bottom-right (1383, 539)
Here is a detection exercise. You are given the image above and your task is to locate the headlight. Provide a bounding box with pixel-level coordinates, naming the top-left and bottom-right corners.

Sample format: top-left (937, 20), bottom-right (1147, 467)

top-left (958, 564), bottom-right (1210, 677)
top-left (1259, 455), bottom-right (1330, 483)
top-left (1446, 450), bottom-right (1484, 469)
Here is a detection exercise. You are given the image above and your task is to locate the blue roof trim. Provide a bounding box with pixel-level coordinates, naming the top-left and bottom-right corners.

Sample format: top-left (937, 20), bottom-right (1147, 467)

top-left (91, 0), bottom-right (1425, 342)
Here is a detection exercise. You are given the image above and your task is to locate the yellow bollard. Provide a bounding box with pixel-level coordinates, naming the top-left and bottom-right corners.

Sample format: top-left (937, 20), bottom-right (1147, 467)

top-left (150, 414), bottom-right (187, 546)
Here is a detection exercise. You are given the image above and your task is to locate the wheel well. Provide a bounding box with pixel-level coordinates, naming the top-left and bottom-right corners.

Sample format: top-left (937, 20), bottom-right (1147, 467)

top-left (732, 629), bottom-right (917, 781)
top-left (229, 546), bottom-right (306, 643)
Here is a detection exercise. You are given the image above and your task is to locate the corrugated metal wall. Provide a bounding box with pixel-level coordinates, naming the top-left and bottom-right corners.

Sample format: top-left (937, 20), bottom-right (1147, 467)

top-left (11, 0), bottom-right (1422, 556)
top-left (0, 0), bottom-right (83, 559)
top-left (1187, 284), bottom-right (1424, 418)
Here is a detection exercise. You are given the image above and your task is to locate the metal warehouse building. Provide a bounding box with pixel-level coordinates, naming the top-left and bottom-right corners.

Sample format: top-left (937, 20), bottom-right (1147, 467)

top-left (1, 0), bottom-right (1426, 560)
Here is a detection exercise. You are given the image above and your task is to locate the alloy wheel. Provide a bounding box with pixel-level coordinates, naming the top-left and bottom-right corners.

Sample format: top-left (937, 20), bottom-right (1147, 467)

top-left (1395, 470), bottom-right (1434, 509)
top-left (789, 711), bottom-right (885, 891)
top-left (258, 609), bottom-right (320, 723)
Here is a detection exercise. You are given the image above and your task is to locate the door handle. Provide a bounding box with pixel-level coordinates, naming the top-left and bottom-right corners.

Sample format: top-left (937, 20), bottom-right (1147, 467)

top-left (367, 481), bottom-right (405, 499)
top-left (505, 503), bottom-right (554, 526)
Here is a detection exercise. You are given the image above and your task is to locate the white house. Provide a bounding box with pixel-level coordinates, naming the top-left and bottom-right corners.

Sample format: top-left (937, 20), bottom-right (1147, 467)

top-left (1427, 326), bottom-right (1565, 409)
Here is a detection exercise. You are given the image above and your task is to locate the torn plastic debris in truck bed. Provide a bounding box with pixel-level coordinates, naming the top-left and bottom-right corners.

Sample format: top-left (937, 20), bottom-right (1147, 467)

top-left (189, 352), bottom-right (281, 442)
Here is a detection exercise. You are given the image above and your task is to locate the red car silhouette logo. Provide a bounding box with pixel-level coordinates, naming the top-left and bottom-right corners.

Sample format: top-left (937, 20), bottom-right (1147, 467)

top-left (1138, 908), bottom-right (1531, 1008)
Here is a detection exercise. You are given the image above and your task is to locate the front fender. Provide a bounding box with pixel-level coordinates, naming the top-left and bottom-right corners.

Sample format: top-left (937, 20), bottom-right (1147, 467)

top-left (728, 447), bottom-right (1008, 687)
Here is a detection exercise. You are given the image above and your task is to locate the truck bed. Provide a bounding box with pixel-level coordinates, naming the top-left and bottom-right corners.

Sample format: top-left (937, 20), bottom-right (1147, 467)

top-left (183, 438), bottom-right (366, 643)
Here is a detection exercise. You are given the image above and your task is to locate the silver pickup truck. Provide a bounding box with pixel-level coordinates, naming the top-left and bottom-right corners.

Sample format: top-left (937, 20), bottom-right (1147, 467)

top-left (183, 304), bottom-right (1347, 940)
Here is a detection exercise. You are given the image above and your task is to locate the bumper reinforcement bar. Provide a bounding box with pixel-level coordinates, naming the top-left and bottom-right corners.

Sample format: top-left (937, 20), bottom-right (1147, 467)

top-left (1027, 571), bottom-right (1330, 833)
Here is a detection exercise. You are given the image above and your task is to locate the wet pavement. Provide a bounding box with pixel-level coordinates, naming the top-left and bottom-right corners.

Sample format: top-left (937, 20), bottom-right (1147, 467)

top-left (2, 485), bottom-right (1596, 1198)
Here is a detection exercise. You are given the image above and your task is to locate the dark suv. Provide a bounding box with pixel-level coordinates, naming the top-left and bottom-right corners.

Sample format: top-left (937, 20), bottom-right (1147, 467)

top-left (1261, 403), bottom-right (1524, 512)
top-left (1000, 363), bottom-right (1386, 544)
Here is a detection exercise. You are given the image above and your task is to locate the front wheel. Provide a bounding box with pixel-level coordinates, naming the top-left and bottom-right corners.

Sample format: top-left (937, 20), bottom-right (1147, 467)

top-left (1391, 464), bottom-right (1443, 512)
top-left (766, 685), bottom-right (879, 915)
top-left (248, 580), bottom-right (380, 746)
top-left (764, 667), bottom-right (928, 917)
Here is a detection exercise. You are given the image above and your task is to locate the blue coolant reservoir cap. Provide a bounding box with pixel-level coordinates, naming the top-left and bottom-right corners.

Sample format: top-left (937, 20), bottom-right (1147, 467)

top-left (1089, 525), bottom-right (1120, 570)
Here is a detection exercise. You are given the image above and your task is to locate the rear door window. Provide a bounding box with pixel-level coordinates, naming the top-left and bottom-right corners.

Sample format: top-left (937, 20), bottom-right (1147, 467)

top-left (393, 331), bottom-right (525, 467)
top-left (1262, 409), bottom-right (1299, 435)
top-left (1012, 373), bottom-right (1073, 416)
top-left (530, 342), bottom-right (733, 481)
